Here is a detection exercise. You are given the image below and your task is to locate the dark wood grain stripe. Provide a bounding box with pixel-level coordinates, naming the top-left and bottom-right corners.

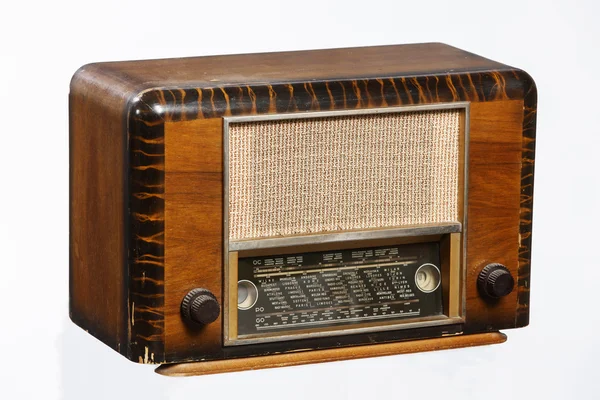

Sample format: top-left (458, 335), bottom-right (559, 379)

top-left (138, 71), bottom-right (524, 121)
top-left (128, 94), bottom-right (166, 363)
top-left (515, 70), bottom-right (537, 327)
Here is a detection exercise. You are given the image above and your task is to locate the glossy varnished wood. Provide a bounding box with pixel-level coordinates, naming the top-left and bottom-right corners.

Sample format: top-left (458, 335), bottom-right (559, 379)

top-left (161, 99), bottom-right (525, 358)
top-left (466, 100), bottom-right (524, 329)
top-left (164, 119), bottom-right (223, 358)
top-left (89, 43), bottom-right (507, 88)
top-left (156, 332), bottom-right (507, 376)
top-left (70, 66), bottom-right (168, 362)
top-left (128, 99), bottom-right (165, 363)
top-left (69, 43), bottom-right (537, 365)
top-left (69, 67), bottom-right (131, 357)
top-left (517, 78), bottom-right (537, 327)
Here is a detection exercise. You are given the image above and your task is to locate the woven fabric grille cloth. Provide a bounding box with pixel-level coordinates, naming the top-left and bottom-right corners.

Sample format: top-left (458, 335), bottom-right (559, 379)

top-left (228, 109), bottom-right (460, 240)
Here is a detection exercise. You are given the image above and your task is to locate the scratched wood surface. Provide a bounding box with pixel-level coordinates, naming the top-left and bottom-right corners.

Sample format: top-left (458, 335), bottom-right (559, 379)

top-left (127, 101), bottom-right (166, 363)
top-left (69, 43), bottom-right (537, 364)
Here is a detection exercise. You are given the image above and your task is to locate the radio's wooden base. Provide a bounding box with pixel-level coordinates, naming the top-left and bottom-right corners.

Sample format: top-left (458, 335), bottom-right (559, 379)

top-left (155, 331), bottom-right (506, 377)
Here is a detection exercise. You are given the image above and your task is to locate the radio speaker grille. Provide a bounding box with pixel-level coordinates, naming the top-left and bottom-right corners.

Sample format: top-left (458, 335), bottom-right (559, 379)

top-left (228, 109), bottom-right (461, 241)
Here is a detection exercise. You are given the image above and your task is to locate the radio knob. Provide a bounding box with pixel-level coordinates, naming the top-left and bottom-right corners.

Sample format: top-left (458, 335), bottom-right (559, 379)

top-left (181, 288), bottom-right (220, 325)
top-left (477, 264), bottom-right (515, 299)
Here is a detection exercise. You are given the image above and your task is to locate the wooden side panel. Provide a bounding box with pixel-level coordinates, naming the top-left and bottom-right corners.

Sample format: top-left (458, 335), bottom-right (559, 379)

top-left (69, 67), bottom-right (129, 355)
top-left (465, 100), bottom-right (524, 330)
top-left (164, 119), bottom-right (224, 359)
top-left (517, 72), bottom-right (537, 327)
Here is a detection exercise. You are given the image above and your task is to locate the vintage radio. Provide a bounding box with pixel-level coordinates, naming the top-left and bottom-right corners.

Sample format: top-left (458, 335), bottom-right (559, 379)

top-left (69, 43), bottom-right (537, 376)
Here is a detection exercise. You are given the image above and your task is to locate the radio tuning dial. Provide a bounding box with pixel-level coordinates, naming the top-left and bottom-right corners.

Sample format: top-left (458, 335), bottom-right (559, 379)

top-left (477, 264), bottom-right (515, 300)
top-left (181, 288), bottom-right (220, 325)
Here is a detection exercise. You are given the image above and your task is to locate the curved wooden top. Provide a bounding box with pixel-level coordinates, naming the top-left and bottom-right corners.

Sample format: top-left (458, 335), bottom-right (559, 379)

top-left (75, 43), bottom-right (510, 89)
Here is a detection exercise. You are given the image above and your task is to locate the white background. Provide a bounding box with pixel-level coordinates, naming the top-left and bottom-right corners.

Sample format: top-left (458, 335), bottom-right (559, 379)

top-left (1, 0), bottom-right (599, 398)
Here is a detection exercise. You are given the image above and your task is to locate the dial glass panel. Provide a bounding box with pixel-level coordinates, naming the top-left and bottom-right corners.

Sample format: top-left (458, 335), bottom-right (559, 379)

top-left (236, 241), bottom-right (443, 337)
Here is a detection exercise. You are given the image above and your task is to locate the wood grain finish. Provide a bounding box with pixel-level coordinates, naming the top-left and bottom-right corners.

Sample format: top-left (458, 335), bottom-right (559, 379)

top-left (164, 119), bottom-right (223, 359)
top-left (92, 43), bottom-right (507, 88)
top-left (517, 74), bottom-right (537, 327)
top-left (69, 43), bottom-right (537, 365)
top-left (155, 332), bottom-right (507, 376)
top-left (128, 98), bottom-right (165, 363)
top-left (162, 99), bottom-right (525, 359)
top-left (69, 67), bottom-right (132, 358)
top-left (135, 71), bottom-right (529, 120)
top-left (466, 100), bottom-right (524, 330)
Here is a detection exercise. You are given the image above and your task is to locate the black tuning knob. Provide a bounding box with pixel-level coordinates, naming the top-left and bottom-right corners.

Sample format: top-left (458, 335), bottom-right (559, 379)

top-left (181, 288), bottom-right (220, 325)
top-left (477, 263), bottom-right (515, 300)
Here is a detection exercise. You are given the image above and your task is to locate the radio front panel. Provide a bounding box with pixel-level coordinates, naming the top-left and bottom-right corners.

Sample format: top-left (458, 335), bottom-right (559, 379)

top-left (223, 104), bottom-right (468, 347)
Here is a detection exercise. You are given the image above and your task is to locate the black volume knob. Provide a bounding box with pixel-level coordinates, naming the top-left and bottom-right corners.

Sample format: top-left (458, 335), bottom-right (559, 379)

top-left (181, 288), bottom-right (220, 325)
top-left (477, 263), bottom-right (515, 300)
